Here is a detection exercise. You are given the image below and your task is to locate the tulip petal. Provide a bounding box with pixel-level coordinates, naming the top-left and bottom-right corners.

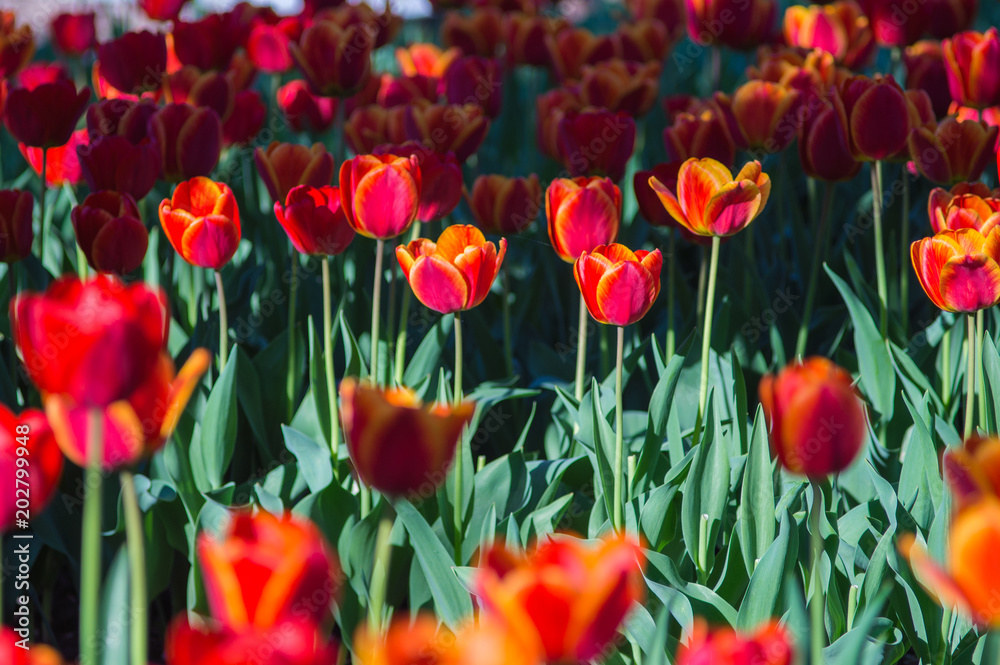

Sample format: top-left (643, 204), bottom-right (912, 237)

top-left (353, 165), bottom-right (419, 239)
top-left (912, 236), bottom-right (958, 311)
top-left (647, 176), bottom-right (689, 230)
top-left (703, 180), bottom-right (762, 236)
top-left (899, 535), bottom-right (975, 623)
top-left (435, 224), bottom-right (487, 263)
top-left (675, 159), bottom-right (733, 234)
top-left (939, 254), bottom-right (1000, 313)
top-left (950, 500), bottom-right (1000, 626)
top-left (594, 260), bottom-right (657, 327)
top-left (408, 255), bottom-right (470, 314)
top-left (551, 186), bottom-right (620, 261)
top-left (180, 215), bottom-right (240, 270)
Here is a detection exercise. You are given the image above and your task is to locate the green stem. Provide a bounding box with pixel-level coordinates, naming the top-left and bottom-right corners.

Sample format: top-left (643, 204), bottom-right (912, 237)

top-left (38, 149), bottom-right (46, 262)
top-left (574, 292), bottom-right (588, 402)
top-left (385, 259), bottom-right (396, 387)
top-left (121, 471), bottom-right (147, 665)
top-left (666, 230), bottom-right (676, 360)
top-left (368, 509), bottom-right (395, 635)
top-left (871, 161), bottom-right (888, 338)
top-left (966, 314), bottom-right (976, 439)
top-left (977, 310), bottom-right (986, 432)
top-left (613, 326), bottom-right (625, 532)
top-left (215, 270), bottom-right (228, 369)
top-left (394, 224), bottom-right (422, 386)
top-left (795, 182), bottom-right (835, 358)
top-left (694, 237), bottom-right (721, 449)
top-left (502, 266), bottom-right (514, 377)
top-left (810, 481), bottom-right (825, 665)
top-left (900, 171), bottom-right (910, 335)
top-left (8, 267), bottom-right (17, 402)
top-left (696, 244), bottom-right (708, 321)
top-left (80, 408), bottom-right (104, 665)
top-left (943, 328), bottom-right (952, 410)
top-left (696, 513), bottom-right (709, 584)
top-left (600, 326), bottom-right (610, 379)
top-left (323, 258), bottom-right (341, 479)
top-left (360, 483), bottom-right (371, 518)
top-left (453, 312), bottom-right (464, 564)
top-left (286, 255), bottom-right (298, 422)
top-left (370, 239), bottom-right (385, 384)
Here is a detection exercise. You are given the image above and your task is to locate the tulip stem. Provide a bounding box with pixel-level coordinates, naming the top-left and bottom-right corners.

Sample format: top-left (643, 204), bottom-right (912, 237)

top-left (613, 325), bottom-right (625, 533)
top-left (38, 149), bottom-right (47, 262)
top-left (666, 230), bottom-right (676, 360)
top-left (385, 262), bottom-right (397, 387)
top-left (453, 312), bottom-right (464, 564)
top-left (796, 182), bottom-right (835, 358)
top-left (871, 161), bottom-right (888, 338)
top-left (965, 314), bottom-right (976, 439)
top-left (323, 258), bottom-right (341, 478)
top-left (394, 224), bottom-right (422, 386)
top-left (574, 292), bottom-right (588, 402)
top-left (8, 266), bottom-right (17, 402)
top-left (502, 266), bottom-right (514, 377)
top-left (371, 239), bottom-right (385, 384)
top-left (942, 328), bottom-right (952, 409)
top-left (696, 245), bottom-right (708, 321)
top-left (694, 237), bottom-right (721, 449)
top-left (215, 270), bottom-right (228, 369)
top-left (121, 470), bottom-right (147, 665)
top-left (810, 481), bottom-right (825, 665)
top-left (368, 508), bottom-right (395, 635)
top-left (80, 408), bottom-right (104, 665)
top-left (286, 255), bottom-right (298, 422)
top-left (900, 170), bottom-right (910, 335)
top-left (977, 309), bottom-right (986, 432)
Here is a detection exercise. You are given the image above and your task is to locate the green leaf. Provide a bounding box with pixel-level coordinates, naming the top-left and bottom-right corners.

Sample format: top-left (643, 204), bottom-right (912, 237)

top-left (738, 405), bottom-right (775, 575)
top-left (403, 314), bottom-right (453, 387)
top-left (235, 346), bottom-right (273, 460)
top-left (99, 548), bottom-right (131, 665)
top-left (282, 425), bottom-right (334, 493)
top-left (737, 509), bottom-right (792, 631)
top-left (635, 335), bottom-right (689, 494)
top-left (681, 396), bottom-right (729, 575)
top-left (340, 309), bottom-right (369, 380)
top-left (197, 356), bottom-right (238, 489)
top-left (589, 377), bottom-right (618, 527)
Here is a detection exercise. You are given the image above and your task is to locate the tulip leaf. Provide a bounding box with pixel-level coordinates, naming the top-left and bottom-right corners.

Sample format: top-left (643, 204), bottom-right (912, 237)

top-left (403, 314), bottom-right (453, 387)
top-left (589, 377), bottom-right (619, 526)
top-left (982, 334), bottom-right (1000, 432)
top-left (680, 395), bottom-right (729, 576)
top-left (339, 309), bottom-right (369, 380)
top-left (196, 355), bottom-right (238, 489)
top-left (282, 425), bottom-right (333, 493)
top-left (738, 405), bottom-right (776, 575)
top-left (236, 346), bottom-right (275, 461)
top-left (634, 334), bottom-right (690, 495)
top-left (736, 509), bottom-right (793, 631)
top-left (98, 547), bottom-right (131, 665)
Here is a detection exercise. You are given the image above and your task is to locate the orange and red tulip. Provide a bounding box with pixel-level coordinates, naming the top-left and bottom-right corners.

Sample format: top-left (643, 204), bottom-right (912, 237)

top-left (535, 88), bottom-right (582, 160)
top-left (798, 88), bottom-right (861, 182)
top-left (375, 142), bottom-right (462, 222)
top-left (747, 46), bottom-right (845, 94)
top-left (928, 183), bottom-right (1000, 233)
top-left (71, 191), bottom-right (148, 275)
top-left (396, 43), bottom-right (462, 78)
top-left (839, 74), bottom-right (913, 161)
top-left (397, 224), bottom-right (507, 314)
top-left (911, 228), bottom-right (1000, 313)
top-left (905, 41), bottom-right (952, 119)
top-left (96, 30), bottom-right (167, 96)
top-left (254, 141), bottom-right (334, 204)
top-left (615, 19), bottom-right (672, 63)
top-left (943, 28), bottom-right (1000, 110)
top-left (0, 12), bottom-right (34, 79)
top-left (470, 174), bottom-right (542, 235)
top-left (649, 158), bottom-right (771, 238)
top-left (557, 109), bottom-right (636, 182)
top-left (575, 244), bottom-right (662, 327)
top-left (546, 176), bottom-right (621, 262)
top-left (504, 12), bottom-right (567, 67)
top-left (943, 435), bottom-right (1000, 514)
top-left (713, 81), bottom-right (801, 153)
top-left (159, 177), bottom-right (241, 270)
top-left (577, 60), bottom-right (661, 117)
top-left (0, 189), bottom-right (33, 263)
top-left (165, 616), bottom-right (336, 665)
top-left (149, 103), bottom-right (222, 182)
top-left (275, 185), bottom-right (355, 257)
top-left (677, 619), bottom-right (794, 665)
top-left (50, 12), bottom-right (96, 56)
top-left (475, 534), bottom-right (645, 664)
top-left (0, 406), bottom-right (62, 533)
top-left (685, 0), bottom-right (777, 50)
top-left (3, 78), bottom-right (89, 149)
top-left (344, 105), bottom-right (409, 156)
top-left (544, 27), bottom-right (616, 81)
top-left (277, 79), bottom-right (338, 134)
top-left (19, 129), bottom-right (87, 187)
top-left (635, 162), bottom-right (713, 246)
top-left (339, 378), bottom-right (475, 498)
top-left (291, 20), bottom-right (372, 97)
top-left (759, 357), bottom-right (868, 477)
top-left (404, 102), bottom-right (490, 163)
top-left (339, 153), bottom-right (422, 240)
top-left (663, 103), bottom-right (737, 167)
top-left (783, 1), bottom-right (875, 70)
top-left (444, 55), bottom-right (504, 118)
top-left (909, 117), bottom-right (998, 185)
top-left (441, 7), bottom-right (504, 57)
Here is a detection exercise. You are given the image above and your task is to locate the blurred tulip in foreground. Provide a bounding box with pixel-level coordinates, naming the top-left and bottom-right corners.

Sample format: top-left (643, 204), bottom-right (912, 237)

top-left (677, 619), bottom-right (794, 665)
top-left (943, 435), bottom-right (1000, 514)
top-left (547, 176), bottom-right (621, 262)
top-left (0, 406), bottom-right (62, 533)
top-left (71, 191), bottom-right (148, 275)
top-left (275, 185), bottom-right (355, 256)
top-left (159, 177), bottom-right (241, 270)
top-left (166, 618), bottom-right (336, 665)
top-left (339, 153), bottom-right (422, 240)
top-left (943, 28), bottom-right (1000, 110)
top-left (911, 228), bottom-right (1000, 313)
top-left (0, 189), bottom-right (33, 263)
top-left (19, 129), bottom-right (87, 187)
top-left (1, 626), bottom-right (65, 663)
top-left (470, 174), bottom-right (542, 235)
top-left (575, 244), bottom-right (662, 327)
top-left (255, 141), bottom-right (334, 204)
top-left (149, 103), bottom-right (222, 182)
top-left (928, 183), bottom-right (1000, 233)
top-left (444, 55), bottom-right (503, 118)
top-left (140, 0), bottom-right (188, 21)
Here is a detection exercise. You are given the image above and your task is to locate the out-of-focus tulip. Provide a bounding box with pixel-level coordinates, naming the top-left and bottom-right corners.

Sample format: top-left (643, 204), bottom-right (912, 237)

top-left (15, 62), bottom-right (69, 91)
top-left (339, 153), bottom-right (421, 240)
top-left (911, 228), bottom-right (1000, 313)
top-left (340, 378), bottom-right (475, 497)
top-left (839, 74), bottom-right (913, 161)
top-left (344, 105), bottom-right (408, 155)
top-left (255, 142), bottom-right (334, 204)
top-left (577, 60), bottom-right (660, 117)
top-left (226, 51), bottom-right (257, 92)
top-left (19, 129), bottom-right (87, 187)
top-left (3, 79), bottom-right (89, 148)
top-left (247, 19), bottom-right (301, 73)
top-left (171, 14), bottom-right (240, 72)
top-left (198, 511), bottom-right (341, 630)
top-left (291, 21), bottom-right (372, 97)
top-left (44, 349), bottom-right (209, 470)
top-left (858, 0), bottom-right (928, 47)
top-left (686, 0), bottom-right (777, 50)
top-left (275, 185), bottom-right (355, 256)
top-left (905, 41), bottom-right (953, 119)
top-left (545, 27), bottom-right (617, 80)
top-left (78, 136), bottom-right (160, 201)
top-left (0, 12), bottom-right (34, 79)
top-left (926, 0), bottom-right (978, 40)
top-left (160, 177), bottom-right (241, 269)
top-left (928, 183), bottom-right (1000, 233)
top-left (442, 8), bottom-right (503, 57)
top-left (166, 617), bottom-right (336, 665)
top-left (1, 626), bottom-right (66, 663)
top-left (677, 620), bottom-right (794, 665)
top-left (71, 191), bottom-right (147, 275)
top-left (397, 224), bottom-right (506, 314)
top-left (575, 244), bottom-right (662, 327)
top-left (96, 31), bottom-right (167, 96)
top-left (444, 55), bottom-right (503, 118)
top-left (277, 80), bottom-right (338, 134)
top-left (318, 3), bottom-right (400, 50)
top-left (87, 98), bottom-right (157, 143)
top-left (943, 435), bottom-right (1000, 514)
top-left (943, 29), bottom-right (1000, 110)
top-left (650, 158), bottom-right (771, 238)
top-left (166, 68), bottom-right (235, 123)
top-left (51, 13), bottom-right (96, 56)
top-left (798, 88), bottom-right (861, 182)
top-left (547, 176), bottom-right (621, 262)
top-left (901, 498), bottom-right (1000, 627)
top-left (557, 109), bottom-right (636, 182)
top-left (748, 46), bottom-right (846, 94)
top-left (950, 104), bottom-right (1000, 153)
top-left (397, 43), bottom-right (461, 78)
top-left (536, 88), bottom-right (582, 160)
top-left (627, 0), bottom-right (686, 40)
top-left (615, 20), bottom-right (672, 63)
top-left (635, 163), bottom-right (711, 245)
top-left (909, 117), bottom-right (998, 185)
top-left (0, 406), bottom-right (62, 533)
top-left (377, 73), bottom-right (439, 108)
top-left (12, 276), bottom-right (167, 407)
top-left (470, 174), bottom-right (542, 235)
top-left (140, 0), bottom-right (189, 21)
top-left (404, 103), bottom-right (489, 163)
top-left (376, 142), bottom-right (461, 222)
top-left (663, 103), bottom-right (736, 166)
top-left (222, 90), bottom-right (266, 146)
top-left (0, 189), bottom-right (33, 263)
top-left (149, 103), bottom-right (222, 182)
top-left (759, 357), bottom-right (867, 476)
top-left (504, 12), bottom-right (567, 67)
top-left (713, 81), bottom-right (801, 153)
top-left (475, 535), bottom-right (645, 664)
top-left (783, 2), bottom-right (874, 69)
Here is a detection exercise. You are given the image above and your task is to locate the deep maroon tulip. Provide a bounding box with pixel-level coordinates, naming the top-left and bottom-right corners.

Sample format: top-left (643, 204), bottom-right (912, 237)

top-left (375, 141), bottom-right (462, 222)
top-left (276, 80), bottom-right (338, 134)
top-left (167, 68), bottom-right (235, 123)
top-left (686, 0), bottom-right (777, 50)
top-left (3, 79), bottom-right (89, 148)
top-left (663, 102), bottom-right (736, 166)
top-left (0, 189), bottom-right (33, 263)
top-left (926, 0), bottom-right (977, 40)
top-left (172, 14), bottom-right (240, 72)
top-left (799, 88), bottom-right (861, 182)
top-left (148, 103), bottom-right (222, 182)
top-left (290, 21), bottom-right (372, 97)
top-left (71, 191), bottom-right (148, 275)
top-left (858, 0), bottom-right (928, 47)
top-left (255, 142), bottom-right (334, 204)
top-left (905, 41), bottom-right (953, 119)
top-left (557, 109), bottom-right (636, 182)
top-left (51, 13), bottom-right (96, 56)
top-left (87, 98), bottom-right (158, 143)
top-left (403, 103), bottom-right (489, 163)
top-left (78, 136), bottom-right (160, 200)
top-left (275, 185), bottom-right (356, 256)
top-left (444, 56), bottom-right (504, 118)
top-left (222, 90), bottom-right (266, 146)
top-left (96, 31), bottom-right (167, 96)
top-left (840, 74), bottom-right (913, 161)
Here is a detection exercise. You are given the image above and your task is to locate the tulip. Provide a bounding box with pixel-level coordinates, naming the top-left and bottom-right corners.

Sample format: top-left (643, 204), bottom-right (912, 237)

top-left (171, 14), bottom-right (240, 72)
top-left (685, 0), bottom-right (777, 50)
top-left (1, 626), bottom-right (66, 664)
top-left (911, 228), bottom-right (1000, 315)
top-left (575, 244), bottom-right (662, 328)
top-left (577, 60), bottom-right (660, 117)
top-left (19, 128), bottom-right (87, 187)
top-left (149, 103), bottom-right (223, 182)
top-left (627, 0), bottom-right (686, 38)
top-left (51, 12), bottom-right (96, 56)
top-left (943, 29), bottom-right (1000, 110)
top-left (319, 3), bottom-right (400, 49)
top-left (713, 81), bottom-right (801, 153)
top-left (546, 176), bottom-right (621, 262)
top-left (96, 31), bottom-right (167, 96)
top-left (942, 435), bottom-right (1000, 514)
top-left (905, 41), bottom-right (953, 119)
top-left (470, 174), bottom-right (542, 235)
top-left (396, 43), bottom-right (461, 78)
top-left (839, 74), bottom-right (914, 159)
top-left (247, 19), bottom-right (301, 73)
top-left (748, 46), bottom-right (845, 93)
top-left (275, 185), bottom-right (355, 257)
top-left (377, 73), bottom-right (439, 108)
top-left (677, 620), bottom-right (794, 665)
top-left (221, 90), bottom-right (266, 146)
top-left (166, 68), bottom-right (235, 123)
top-left (0, 12), bottom-right (34, 79)
top-left (444, 56), bottom-right (504, 118)
top-left (664, 104), bottom-right (737, 167)
top-left (475, 535), bottom-right (645, 664)
top-left (159, 177), bottom-right (241, 270)
top-left (615, 19), bottom-right (672, 63)
top-left (0, 189), bottom-right (33, 263)
top-left (339, 153), bottom-right (422, 240)
top-left (254, 142), bottom-right (334, 205)
top-left (78, 136), bottom-right (161, 200)
top-left (291, 21), bottom-right (372, 97)
top-left (783, 2), bottom-right (875, 69)
top-left (909, 117), bottom-right (998, 185)
top-left (634, 163), bottom-right (710, 248)
top-left (166, 617), bottom-right (337, 665)
top-left (140, 0), bottom-right (188, 21)
top-left (798, 88), bottom-right (861, 182)
top-left (71, 191), bottom-right (148, 276)
top-left (442, 8), bottom-right (504, 57)
top-left (928, 183), bottom-right (1000, 233)
top-left (277, 79), bottom-right (338, 134)
top-left (0, 406), bottom-right (62, 533)
top-left (3, 78), bottom-right (89, 149)
top-left (504, 12), bottom-right (567, 67)
top-left (545, 27), bottom-right (617, 80)
top-left (344, 105), bottom-right (409, 155)
top-left (536, 88), bottom-right (582, 160)
top-left (340, 378), bottom-right (474, 497)
top-left (87, 98), bottom-right (158, 144)
top-left (404, 103), bottom-right (490, 163)
top-left (376, 142), bottom-right (462, 223)
top-left (858, 0), bottom-right (929, 47)
top-left (926, 0), bottom-right (978, 39)
top-left (557, 109), bottom-right (636, 182)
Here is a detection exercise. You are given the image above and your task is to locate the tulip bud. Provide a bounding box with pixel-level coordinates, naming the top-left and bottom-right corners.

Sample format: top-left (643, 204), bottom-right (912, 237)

top-left (290, 20), bottom-right (372, 97)
top-left (0, 189), bottom-right (33, 263)
top-left (171, 14), bottom-right (240, 72)
top-left (51, 13), bottom-right (96, 56)
top-left (928, 183), bottom-right (1000, 233)
top-left (664, 104), bottom-right (736, 166)
top-left (222, 90), bottom-right (266, 147)
top-left (397, 43), bottom-right (461, 78)
top-left (78, 136), bottom-right (161, 201)
top-left (840, 74), bottom-right (913, 161)
top-left (536, 88), bottom-right (582, 160)
top-left (148, 103), bottom-right (223, 182)
top-left (277, 79), bottom-right (338, 134)
top-left (139, 0), bottom-right (189, 21)
top-left (578, 60), bottom-right (661, 117)
top-left (344, 105), bottom-right (409, 155)
top-left (504, 12), bottom-right (567, 67)
top-left (3, 78), bottom-right (89, 148)
top-left (713, 81), bottom-right (801, 153)
top-left (159, 177), bottom-right (241, 269)
top-left (858, 0), bottom-right (929, 47)
top-left (546, 176), bottom-right (621, 262)
top-left (798, 89), bottom-right (861, 182)
top-left (442, 8), bottom-right (504, 57)
top-left (19, 129), bottom-right (88, 187)
top-left (470, 174), bottom-right (542, 235)
top-left (71, 191), bottom-right (148, 275)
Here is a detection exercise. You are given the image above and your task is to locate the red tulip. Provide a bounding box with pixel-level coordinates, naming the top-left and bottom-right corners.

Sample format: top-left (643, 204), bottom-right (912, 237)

top-left (12, 275), bottom-right (167, 407)
top-left (404, 103), bottom-right (490, 163)
top-left (909, 117), bottom-right (998, 185)
top-left (712, 81), bottom-right (801, 153)
top-left (577, 60), bottom-right (661, 117)
top-left (166, 617), bottom-right (337, 665)
top-left (96, 31), bottom-right (167, 96)
top-left (783, 1), bottom-right (875, 69)
top-left (247, 19), bottom-right (301, 74)
top-left (677, 620), bottom-right (794, 665)
top-left (149, 103), bottom-right (223, 182)
top-left (171, 14), bottom-right (240, 72)
top-left (504, 12), bottom-right (567, 67)
top-left (557, 109), bottom-right (636, 182)
top-left (71, 191), bottom-right (147, 275)
top-left (375, 142), bottom-right (462, 222)
top-left (545, 27), bottom-right (617, 80)
top-left (840, 74), bottom-right (913, 161)
top-left (858, 0), bottom-right (929, 47)
top-left (0, 12), bottom-right (34, 79)
top-left (339, 153), bottom-right (422, 240)
top-left (166, 68), bottom-right (235, 123)
top-left (663, 103), bottom-right (737, 167)
top-left (344, 105), bottom-right (408, 155)
top-left (51, 12), bottom-right (96, 56)
top-left (140, 0), bottom-right (189, 21)
top-left (317, 3), bottom-right (400, 49)
top-left (626, 0), bottom-right (687, 40)
top-left (905, 41), bottom-right (953, 119)
top-left (926, 0), bottom-right (978, 39)
top-left (747, 46), bottom-right (844, 94)
top-left (444, 56), bottom-right (504, 119)
top-left (928, 183), bottom-right (1000, 233)
top-left (441, 8), bottom-right (504, 57)
top-left (160, 177), bottom-right (241, 269)
top-left (277, 79), bottom-right (338, 134)
top-left (0, 189), bottom-right (33, 263)
top-left (255, 142), bottom-right (334, 204)
top-left (87, 98), bottom-right (158, 144)
top-left (470, 174), bottom-right (542, 235)
top-left (396, 43), bottom-right (461, 78)
top-left (290, 21), bottom-right (372, 97)
top-left (911, 228), bottom-right (1000, 313)
top-left (0, 406), bottom-right (62, 533)
top-left (798, 88), bottom-right (861, 182)
top-left (3, 78), bottom-right (89, 149)
top-left (576, 244), bottom-right (662, 327)
top-left (397, 224), bottom-right (506, 314)
top-left (685, 0), bottom-right (777, 50)
top-left (547, 176), bottom-right (621, 262)
top-left (943, 29), bottom-right (1000, 110)
top-left (78, 136), bottom-right (161, 200)
top-left (19, 129), bottom-right (87, 187)
top-left (1, 627), bottom-right (65, 663)
top-left (222, 89), bottom-right (266, 146)
top-left (275, 185), bottom-right (356, 257)
top-left (536, 88), bottom-right (582, 160)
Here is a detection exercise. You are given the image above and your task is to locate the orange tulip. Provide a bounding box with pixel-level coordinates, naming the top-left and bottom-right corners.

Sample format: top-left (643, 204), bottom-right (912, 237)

top-left (254, 141), bottom-right (334, 204)
top-left (404, 102), bottom-right (489, 163)
top-left (575, 244), bottom-right (662, 327)
top-left (470, 174), bottom-right (542, 235)
top-left (396, 43), bottom-right (461, 78)
top-left (546, 176), bottom-right (621, 262)
top-left (783, 1), bottom-right (875, 70)
top-left (339, 153), bottom-right (422, 240)
top-left (713, 81), bottom-right (801, 152)
top-left (339, 378), bottom-right (474, 498)
top-left (677, 619), bottom-right (794, 665)
top-left (911, 228), bottom-right (1000, 313)
top-left (160, 177), bottom-right (241, 270)
top-left (475, 534), bottom-right (645, 664)
top-left (909, 117), bottom-right (998, 185)
top-left (759, 357), bottom-right (868, 477)
top-left (649, 158), bottom-right (771, 238)
top-left (928, 183), bottom-right (1000, 234)
top-left (943, 435), bottom-right (1000, 513)
top-left (577, 60), bottom-right (660, 117)
top-left (397, 224), bottom-right (506, 314)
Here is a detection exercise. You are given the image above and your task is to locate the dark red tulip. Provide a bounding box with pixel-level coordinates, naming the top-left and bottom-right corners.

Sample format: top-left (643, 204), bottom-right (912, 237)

top-left (16, 62), bottom-right (69, 90)
top-left (172, 14), bottom-right (240, 72)
top-left (87, 98), bottom-right (158, 143)
top-left (470, 174), bottom-right (542, 235)
top-left (926, 0), bottom-right (978, 39)
top-left (536, 88), bottom-right (582, 160)
top-left (275, 185), bottom-right (356, 256)
top-left (858, 0), bottom-right (929, 47)
top-left (799, 88), bottom-right (861, 182)
top-left (255, 142), bottom-right (334, 204)
top-left (905, 41), bottom-right (953, 119)
top-left (139, 0), bottom-right (189, 21)
top-left (840, 74), bottom-right (913, 161)
top-left (71, 191), bottom-right (148, 275)
top-left (51, 13), bottom-right (96, 56)
top-left (96, 31), bottom-right (168, 96)
top-left (78, 136), bottom-right (160, 200)
top-left (148, 103), bottom-right (222, 182)
top-left (504, 12), bottom-right (567, 67)
top-left (166, 618), bottom-right (337, 665)
top-left (404, 103), bottom-right (490, 163)
top-left (277, 79), bottom-right (338, 134)
top-left (318, 3), bottom-right (400, 49)
top-left (627, 0), bottom-right (686, 40)
top-left (20, 129), bottom-right (87, 187)
top-left (545, 27), bottom-right (617, 80)
top-left (375, 141), bottom-right (462, 222)
top-left (222, 90), bottom-right (266, 146)
top-left (344, 105), bottom-right (408, 155)
top-left (377, 73), bottom-right (438, 108)
top-left (578, 60), bottom-right (661, 117)
top-left (290, 21), bottom-right (372, 97)
top-left (247, 18), bottom-right (301, 74)
top-left (4, 79), bottom-right (89, 148)
top-left (167, 68), bottom-right (235, 123)
top-left (663, 102), bottom-right (736, 166)
top-left (909, 117), bottom-right (998, 185)
top-left (0, 12), bottom-right (34, 79)
top-left (0, 189), bottom-right (33, 263)
top-left (686, 0), bottom-right (777, 50)
top-left (557, 109), bottom-right (636, 182)
top-left (444, 56), bottom-right (503, 119)
top-left (441, 7), bottom-right (504, 57)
